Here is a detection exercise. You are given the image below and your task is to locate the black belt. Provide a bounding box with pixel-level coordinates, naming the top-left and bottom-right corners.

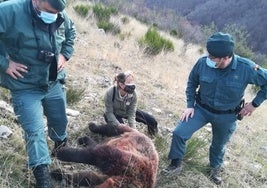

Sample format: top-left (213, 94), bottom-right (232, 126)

top-left (197, 102), bottom-right (236, 114)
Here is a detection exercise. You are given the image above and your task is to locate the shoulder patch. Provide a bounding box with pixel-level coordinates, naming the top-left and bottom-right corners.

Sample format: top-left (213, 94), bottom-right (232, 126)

top-left (254, 64), bottom-right (259, 71)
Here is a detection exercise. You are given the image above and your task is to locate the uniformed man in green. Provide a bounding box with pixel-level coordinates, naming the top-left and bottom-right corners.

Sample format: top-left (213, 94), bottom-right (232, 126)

top-left (0, 0), bottom-right (76, 187)
top-left (163, 32), bottom-right (267, 185)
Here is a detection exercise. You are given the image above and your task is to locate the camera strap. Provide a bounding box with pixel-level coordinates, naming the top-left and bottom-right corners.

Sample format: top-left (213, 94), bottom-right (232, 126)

top-left (32, 19), bottom-right (56, 57)
top-left (32, 20), bottom-right (58, 81)
top-left (32, 20), bottom-right (42, 53)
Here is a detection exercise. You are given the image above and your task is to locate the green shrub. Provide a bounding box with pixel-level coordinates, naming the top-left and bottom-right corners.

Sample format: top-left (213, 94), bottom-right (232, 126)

top-left (93, 3), bottom-right (118, 22)
top-left (198, 47), bottom-right (204, 54)
top-left (184, 136), bottom-right (207, 161)
top-left (152, 23), bottom-right (158, 28)
top-left (97, 21), bottom-right (120, 35)
top-left (121, 16), bottom-right (129, 24)
top-left (66, 87), bottom-right (85, 105)
top-left (92, 3), bottom-right (120, 35)
top-left (73, 4), bottom-right (89, 17)
top-left (170, 29), bottom-right (178, 36)
top-left (139, 28), bottom-right (174, 55)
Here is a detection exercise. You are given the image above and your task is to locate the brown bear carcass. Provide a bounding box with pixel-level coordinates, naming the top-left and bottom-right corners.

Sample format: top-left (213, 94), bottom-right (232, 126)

top-left (51, 122), bottom-right (159, 188)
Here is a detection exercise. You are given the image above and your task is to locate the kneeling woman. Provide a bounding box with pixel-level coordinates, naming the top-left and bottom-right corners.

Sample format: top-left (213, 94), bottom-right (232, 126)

top-left (103, 71), bottom-right (158, 135)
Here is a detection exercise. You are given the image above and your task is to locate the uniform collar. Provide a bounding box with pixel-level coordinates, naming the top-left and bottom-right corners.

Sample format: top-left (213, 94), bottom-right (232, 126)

top-left (231, 54), bottom-right (238, 70)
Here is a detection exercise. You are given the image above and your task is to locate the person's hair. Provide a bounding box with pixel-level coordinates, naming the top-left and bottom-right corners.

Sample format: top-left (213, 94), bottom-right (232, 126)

top-left (228, 52), bottom-right (234, 58)
top-left (114, 71), bottom-right (134, 84)
top-left (212, 52), bottom-right (233, 59)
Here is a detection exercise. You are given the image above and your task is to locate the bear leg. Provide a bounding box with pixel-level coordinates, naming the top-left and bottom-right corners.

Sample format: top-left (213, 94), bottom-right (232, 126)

top-left (56, 147), bottom-right (95, 164)
top-left (51, 169), bottom-right (108, 187)
top-left (89, 122), bottom-right (132, 136)
top-left (78, 136), bottom-right (97, 147)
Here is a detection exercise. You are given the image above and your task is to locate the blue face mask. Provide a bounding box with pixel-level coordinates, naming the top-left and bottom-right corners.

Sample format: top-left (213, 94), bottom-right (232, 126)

top-left (206, 57), bottom-right (218, 68)
top-left (38, 11), bottom-right (58, 24)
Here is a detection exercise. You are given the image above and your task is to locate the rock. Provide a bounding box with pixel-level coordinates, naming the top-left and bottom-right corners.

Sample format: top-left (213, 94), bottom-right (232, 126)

top-left (152, 107), bottom-right (162, 114)
top-left (0, 100), bottom-right (14, 113)
top-left (97, 28), bottom-right (105, 34)
top-left (66, 108), bottom-right (80, 117)
top-left (0, 125), bottom-right (13, 138)
top-left (261, 146), bottom-right (267, 157)
top-left (204, 123), bottom-right (212, 132)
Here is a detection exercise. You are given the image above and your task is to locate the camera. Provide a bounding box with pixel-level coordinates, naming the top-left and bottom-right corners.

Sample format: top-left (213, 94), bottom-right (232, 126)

top-left (37, 50), bottom-right (55, 63)
top-left (236, 99), bottom-right (245, 121)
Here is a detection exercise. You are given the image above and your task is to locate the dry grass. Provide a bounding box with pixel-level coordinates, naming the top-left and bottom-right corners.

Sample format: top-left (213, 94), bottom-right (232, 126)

top-left (0, 1), bottom-right (266, 187)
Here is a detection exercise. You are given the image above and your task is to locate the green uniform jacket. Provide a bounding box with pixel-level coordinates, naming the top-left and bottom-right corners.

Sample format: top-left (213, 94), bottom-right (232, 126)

top-left (104, 86), bottom-right (137, 127)
top-left (0, 0), bottom-right (76, 91)
top-left (187, 55), bottom-right (267, 109)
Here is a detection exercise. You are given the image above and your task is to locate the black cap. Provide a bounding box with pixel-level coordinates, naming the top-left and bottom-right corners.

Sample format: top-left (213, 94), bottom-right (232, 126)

top-left (206, 32), bottom-right (234, 58)
top-left (47, 0), bottom-right (66, 12)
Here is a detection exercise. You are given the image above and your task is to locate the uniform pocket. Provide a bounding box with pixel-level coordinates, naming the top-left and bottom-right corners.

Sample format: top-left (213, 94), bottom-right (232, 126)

top-left (199, 76), bottom-right (216, 97)
top-left (220, 81), bottom-right (244, 100)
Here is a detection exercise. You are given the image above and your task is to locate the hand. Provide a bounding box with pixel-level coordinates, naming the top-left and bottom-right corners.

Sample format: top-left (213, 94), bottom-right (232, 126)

top-left (180, 108), bottom-right (194, 122)
top-left (5, 59), bottom-right (28, 79)
top-left (239, 102), bottom-right (256, 117)
top-left (57, 54), bottom-right (67, 72)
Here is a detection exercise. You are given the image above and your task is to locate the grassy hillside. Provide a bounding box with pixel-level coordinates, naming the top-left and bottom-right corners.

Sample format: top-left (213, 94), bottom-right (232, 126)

top-left (0, 1), bottom-right (266, 187)
top-left (98, 0), bottom-right (267, 55)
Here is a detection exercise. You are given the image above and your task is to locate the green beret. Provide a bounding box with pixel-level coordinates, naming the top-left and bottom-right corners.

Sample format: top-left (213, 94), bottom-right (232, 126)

top-left (47, 0), bottom-right (66, 11)
top-left (206, 32), bottom-right (234, 58)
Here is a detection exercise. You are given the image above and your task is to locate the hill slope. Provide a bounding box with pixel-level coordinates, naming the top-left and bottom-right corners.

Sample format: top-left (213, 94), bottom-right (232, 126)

top-left (98, 0), bottom-right (267, 54)
top-left (63, 3), bottom-right (267, 187)
top-left (0, 1), bottom-right (266, 187)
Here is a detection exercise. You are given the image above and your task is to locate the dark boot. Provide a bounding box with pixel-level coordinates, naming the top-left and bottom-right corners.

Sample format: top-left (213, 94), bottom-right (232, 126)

top-left (51, 138), bottom-right (67, 157)
top-left (161, 159), bottom-right (183, 176)
top-left (32, 164), bottom-right (52, 188)
top-left (210, 167), bottom-right (222, 185)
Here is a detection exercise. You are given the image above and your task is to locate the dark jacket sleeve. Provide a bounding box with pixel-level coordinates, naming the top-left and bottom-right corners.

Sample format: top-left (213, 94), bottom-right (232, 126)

top-left (186, 59), bottom-right (201, 108)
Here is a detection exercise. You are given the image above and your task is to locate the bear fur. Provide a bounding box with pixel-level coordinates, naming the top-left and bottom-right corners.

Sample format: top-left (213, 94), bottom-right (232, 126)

top-left (51, 122), bottom-right (159, 188)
